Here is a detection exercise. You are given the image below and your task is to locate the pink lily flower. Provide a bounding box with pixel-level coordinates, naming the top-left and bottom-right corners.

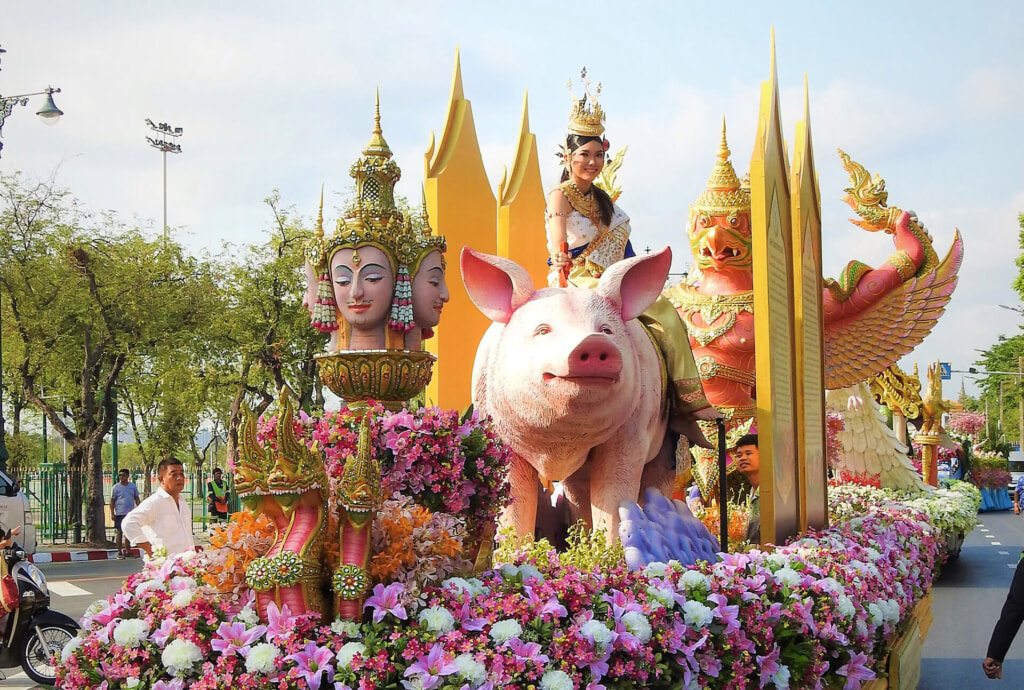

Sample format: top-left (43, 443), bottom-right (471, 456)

top-left (285, 641), bottom-right (335, 690)
top-left (266, 601), bottom-right (298, 642)
top-left (364, 582), bottom-right (407, 623)
top-left (403, 643), bottom-right (458, 689)
top-left (211, 621), bottom-right (267, 656)
top-left (837, 652), bottom-right (876, 689)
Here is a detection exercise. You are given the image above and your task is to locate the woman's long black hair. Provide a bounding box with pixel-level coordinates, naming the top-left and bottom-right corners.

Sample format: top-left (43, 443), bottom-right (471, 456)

top-left (561, 134), bottom-right (614, 228)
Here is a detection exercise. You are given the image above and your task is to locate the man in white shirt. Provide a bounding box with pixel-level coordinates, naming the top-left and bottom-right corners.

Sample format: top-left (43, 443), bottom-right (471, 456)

top-left (121, 457), bottom-right (195, 557)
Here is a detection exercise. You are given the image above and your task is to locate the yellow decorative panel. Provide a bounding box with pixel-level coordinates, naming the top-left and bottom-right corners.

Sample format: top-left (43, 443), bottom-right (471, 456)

top-left (791, 79), bottom-right (828, 531)
top-left (497, 92), bottom-right (548, 290)
top-left (423, 50), bottom-right (498, 411)
top-left (749, 34), bottom-right (800, 546)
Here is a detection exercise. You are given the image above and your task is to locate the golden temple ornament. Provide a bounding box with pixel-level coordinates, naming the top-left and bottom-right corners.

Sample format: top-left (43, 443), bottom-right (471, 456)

top-left (690, 118), bottom-right (751, 218)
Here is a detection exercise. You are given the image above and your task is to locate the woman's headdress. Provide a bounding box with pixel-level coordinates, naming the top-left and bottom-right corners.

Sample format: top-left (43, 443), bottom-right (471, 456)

top-left (559, 68), bottom-right (608, 167)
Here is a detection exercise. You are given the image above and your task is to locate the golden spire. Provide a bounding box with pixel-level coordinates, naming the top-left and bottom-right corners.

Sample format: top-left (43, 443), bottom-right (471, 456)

top-left (315, 184), bottom-right (324, 239)
top-left (690, 117), bottom-right (750, 216)
top-left (362, 88), bottom-right (392, 159)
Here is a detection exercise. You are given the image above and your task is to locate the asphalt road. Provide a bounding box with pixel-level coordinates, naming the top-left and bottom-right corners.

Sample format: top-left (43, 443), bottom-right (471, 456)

top-left (921, 509), bottom-right (1024, 688)
top-left (0, 558), bottom-right (142, 689)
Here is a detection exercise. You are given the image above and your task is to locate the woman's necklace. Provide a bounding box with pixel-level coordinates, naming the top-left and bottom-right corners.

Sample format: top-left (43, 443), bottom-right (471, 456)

top-left (559, 180), bottom-right (603, 229)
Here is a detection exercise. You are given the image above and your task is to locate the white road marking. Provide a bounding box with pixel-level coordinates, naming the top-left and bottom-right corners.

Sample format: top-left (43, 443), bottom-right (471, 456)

top-left (1010, 564), bottom-right (1018, 569)
top-left (48, 580), bottom-right (91, 597)
top-left (993, 542), bottom-right (1003, 546)
top-left (986, 534), bottom-right (995, 538)
top-left (1000, 551), bottom-right (1011, 555)
top-left (981, 528), bottom-right (990, 532)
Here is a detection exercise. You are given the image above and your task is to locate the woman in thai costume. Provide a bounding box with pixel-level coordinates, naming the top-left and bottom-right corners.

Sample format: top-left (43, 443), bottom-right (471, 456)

top-left (547, 72), bottom-right (718, 439)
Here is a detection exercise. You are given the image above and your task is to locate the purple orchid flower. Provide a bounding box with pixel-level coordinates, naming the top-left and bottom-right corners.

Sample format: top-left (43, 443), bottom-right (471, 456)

top-left (454, 602), bottom-right (487, 632)
top-left (153, 681), bottom-right (185, 690)
top-left (403, 643), bottom-right (459, 689)
top-left (506, 638), bottom-right (550, 665)
top-left (837, 652), bottom-right (876, 689)
top-left (524, 586), bottom-right (568, 619)
top-left (707, 593), bottom-right (741, 635)
top-left (364, 582), bottom-right (407, 623)
top-left (211, 621), bottom-right (267, 656)
top-left (150, 618), bottom-right (176, 647)
top-left (286, 641), bottom-right (336, 690)
top-left (757, 646), bottom-right (782, 689)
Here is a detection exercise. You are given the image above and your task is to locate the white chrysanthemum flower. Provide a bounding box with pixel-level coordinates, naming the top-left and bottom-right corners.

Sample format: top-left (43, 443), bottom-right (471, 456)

top-left (84, 599), bottom-right (108, 617)
top-left (234, 606), bottom-right (259, 626)
top-left (419, 606), bottom-right (455, 633)
top-left (579, 619), bottom-right (614, 648)
top-left (125, 679), bottom-right (140, 688)
top-left (169, 576), bottom-right (197, 592)
top-left (680, 570), bottom-right (710, 590)
top-left (443, 577), bottom-right (474, 595)
top-left (171, 589), bottom-right (194, 608)
top-left (816, 577), bottom-right (844, 597)
top-left (331, 619), bottom-right (362, 638)
top-left (540, 669), bottom-right (573, 690)
top-left (113, 619), bottom-right (150, 648)
top-left (644, 561), bottom-right (668, 578)
top-left (868, 603), bottom-right (885, 626)
top-left (161, 638), bottom-right (202, 676)
top-left (518, 564), bottom-right (544, 582)
top-left (883, 599), bottom-right (901, 623)
top-left (499, 564), bottom-right (521, 579)
top-left (774, 568), bottom-right (801, 588)
top-left (134, 579), bottom-right (164, 597)
top-left (682, 600), bottom-right (713, 629)
top-left (621, 611), bottom-right (652, 643)
top-left (245, 642), bottom-right (281, 674)
top-left (772, 663), bottom-right (791, 688)
top-left (489, 619), bottom-right (523, 644)
top-left (863, 547), bottom-right (882, 562)
top-left (837, 595), bottom-right (856, 619)
top-left (454, 653), bottom-right (487, 685)
top-left (646, 585), bottom-right (675, 610)
top-left (465, 578), bottom-right (489, 596)
top-left (60, 635), bottom-right (84, 663)
top-left (337, 641), bottom-right (366, 669)
top-left (765, 553), bottom-right (789, 569)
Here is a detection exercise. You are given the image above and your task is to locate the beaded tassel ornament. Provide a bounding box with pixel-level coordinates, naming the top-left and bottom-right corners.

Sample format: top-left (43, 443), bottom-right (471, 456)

top-left (312, 273), bottom-right (338, 332)
top-left (388, 265), bottom-right (414, 332)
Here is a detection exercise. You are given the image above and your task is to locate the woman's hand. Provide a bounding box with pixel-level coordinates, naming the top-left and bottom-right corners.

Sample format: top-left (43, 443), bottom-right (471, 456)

top-left (550, 251), bottom-right (571, 269)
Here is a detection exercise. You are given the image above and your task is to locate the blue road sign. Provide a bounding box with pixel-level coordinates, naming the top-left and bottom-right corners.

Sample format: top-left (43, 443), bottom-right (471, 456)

top-left (939, 362), bottom-right (951, 380)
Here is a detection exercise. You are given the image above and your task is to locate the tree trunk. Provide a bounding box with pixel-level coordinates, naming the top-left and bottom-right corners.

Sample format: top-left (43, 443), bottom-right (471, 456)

top-left (85, 436), bottom-right (107, 545)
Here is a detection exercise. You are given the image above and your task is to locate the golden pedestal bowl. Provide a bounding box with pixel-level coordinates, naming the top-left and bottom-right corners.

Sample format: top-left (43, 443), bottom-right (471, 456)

top-left (314, 349), bottom-right (437, 411)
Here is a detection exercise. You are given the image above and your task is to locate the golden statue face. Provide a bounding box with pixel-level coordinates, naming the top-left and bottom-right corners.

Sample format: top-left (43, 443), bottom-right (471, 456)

top-left (688, 210), bottom-right (753, 272)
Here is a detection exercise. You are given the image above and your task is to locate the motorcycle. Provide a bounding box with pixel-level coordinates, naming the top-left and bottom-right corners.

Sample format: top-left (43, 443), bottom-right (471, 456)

top-left (0, 539), bottom-right (80, 685)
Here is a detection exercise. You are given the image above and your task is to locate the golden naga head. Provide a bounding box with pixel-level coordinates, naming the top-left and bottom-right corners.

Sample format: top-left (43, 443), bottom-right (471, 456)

top-left (337, 414), bottom-right (384, 527)
top-left (688, 119), bottom-right (753, 274)
top-left (234, 390), bottom-right (327, 504)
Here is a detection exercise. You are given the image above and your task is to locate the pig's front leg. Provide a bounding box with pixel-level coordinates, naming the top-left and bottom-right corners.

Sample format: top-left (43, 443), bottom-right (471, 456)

top-left (503, 451), bottom-right (540, 539)
top-left (589, 438), bottom-right (646, 545)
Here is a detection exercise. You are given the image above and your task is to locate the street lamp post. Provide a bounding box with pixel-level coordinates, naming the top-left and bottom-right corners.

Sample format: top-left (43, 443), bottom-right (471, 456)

top-left (0, 44), bottom-right (64, 472)
top-left (144, 119), bottom-right (183, 240)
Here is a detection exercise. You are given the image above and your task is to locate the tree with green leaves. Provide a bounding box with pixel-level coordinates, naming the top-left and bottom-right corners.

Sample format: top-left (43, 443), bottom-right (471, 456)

top-left (0, 173), bottom-right (218, 543)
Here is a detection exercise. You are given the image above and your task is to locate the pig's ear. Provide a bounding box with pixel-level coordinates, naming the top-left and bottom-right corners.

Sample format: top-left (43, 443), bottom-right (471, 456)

top-left (460, 247), bottom-right (535, 324)
top-left (596, 247), bottom-right (672, 321)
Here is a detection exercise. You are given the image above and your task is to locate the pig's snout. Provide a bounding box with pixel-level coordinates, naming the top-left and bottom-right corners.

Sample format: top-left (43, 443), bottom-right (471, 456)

top-left (564, 334), bottom-right (622, 381)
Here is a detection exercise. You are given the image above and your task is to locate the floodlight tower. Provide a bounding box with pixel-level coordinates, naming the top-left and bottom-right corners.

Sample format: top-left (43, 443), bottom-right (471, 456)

top-left (145, 118), bottom-right (183, 240)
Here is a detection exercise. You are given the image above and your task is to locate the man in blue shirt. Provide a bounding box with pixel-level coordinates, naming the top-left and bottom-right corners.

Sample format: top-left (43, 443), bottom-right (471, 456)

top-left (109, 469), bottom-right (141, 558)
top-left (1015, 474), bottom-right (1024, 516)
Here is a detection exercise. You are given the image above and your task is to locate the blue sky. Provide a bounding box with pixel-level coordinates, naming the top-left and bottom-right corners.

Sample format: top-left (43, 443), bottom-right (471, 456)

top-left (3, 1), bottom-right (1023, 396)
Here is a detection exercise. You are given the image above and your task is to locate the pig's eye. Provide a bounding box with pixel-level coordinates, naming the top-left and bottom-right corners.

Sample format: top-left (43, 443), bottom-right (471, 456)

top-left (600, 324), bottom-right (613, 335)
top-left (534, 324), bottom-right (552, 336)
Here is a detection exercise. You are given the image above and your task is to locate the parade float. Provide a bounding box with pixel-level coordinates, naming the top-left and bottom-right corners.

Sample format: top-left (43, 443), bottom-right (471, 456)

top-left (58, 44), bottom-right (977, 690)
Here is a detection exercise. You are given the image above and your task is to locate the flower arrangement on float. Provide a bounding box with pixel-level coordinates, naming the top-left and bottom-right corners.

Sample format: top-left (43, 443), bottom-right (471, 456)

top-left (58, 487), bottom-right (962, 689)
top-left (969, 451), bottom-right (1011, 490)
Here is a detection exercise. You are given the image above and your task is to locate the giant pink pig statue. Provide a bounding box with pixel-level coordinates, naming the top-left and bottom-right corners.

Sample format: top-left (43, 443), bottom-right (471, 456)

top-left (461, 246), bottom-right (677, 543)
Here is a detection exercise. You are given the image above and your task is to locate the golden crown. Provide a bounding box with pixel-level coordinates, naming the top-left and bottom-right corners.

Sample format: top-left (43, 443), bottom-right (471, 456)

top-left (567, 68), bottom-right (605, 138)
top-left (690, 119), bottom-right (751, 217)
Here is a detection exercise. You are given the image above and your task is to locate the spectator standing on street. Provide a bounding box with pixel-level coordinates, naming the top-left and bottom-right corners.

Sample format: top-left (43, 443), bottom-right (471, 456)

top-left (985, 551), bottom-right (1024, 679)
top-left (1015, 474), bottom-right (1024, 516)
top-left (109, 469), bottom-right (140, 559)
top-left (207, 468), bottom-right (229, 522)
top-left (121, 457), bottom-right (194, 557)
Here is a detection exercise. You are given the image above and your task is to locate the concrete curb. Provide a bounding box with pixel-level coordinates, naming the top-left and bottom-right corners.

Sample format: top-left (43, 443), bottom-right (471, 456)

top-left (29, 549), bottom-right (141, 563)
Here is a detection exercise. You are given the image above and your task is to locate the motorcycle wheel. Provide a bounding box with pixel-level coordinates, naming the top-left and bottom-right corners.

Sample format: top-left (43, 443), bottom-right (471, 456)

top-left (21, 623), bottom-right (76, 685)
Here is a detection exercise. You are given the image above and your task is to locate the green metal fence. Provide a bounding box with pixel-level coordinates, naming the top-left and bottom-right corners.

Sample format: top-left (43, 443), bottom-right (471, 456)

top-left (22, 466), bottom-right (240, 544)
